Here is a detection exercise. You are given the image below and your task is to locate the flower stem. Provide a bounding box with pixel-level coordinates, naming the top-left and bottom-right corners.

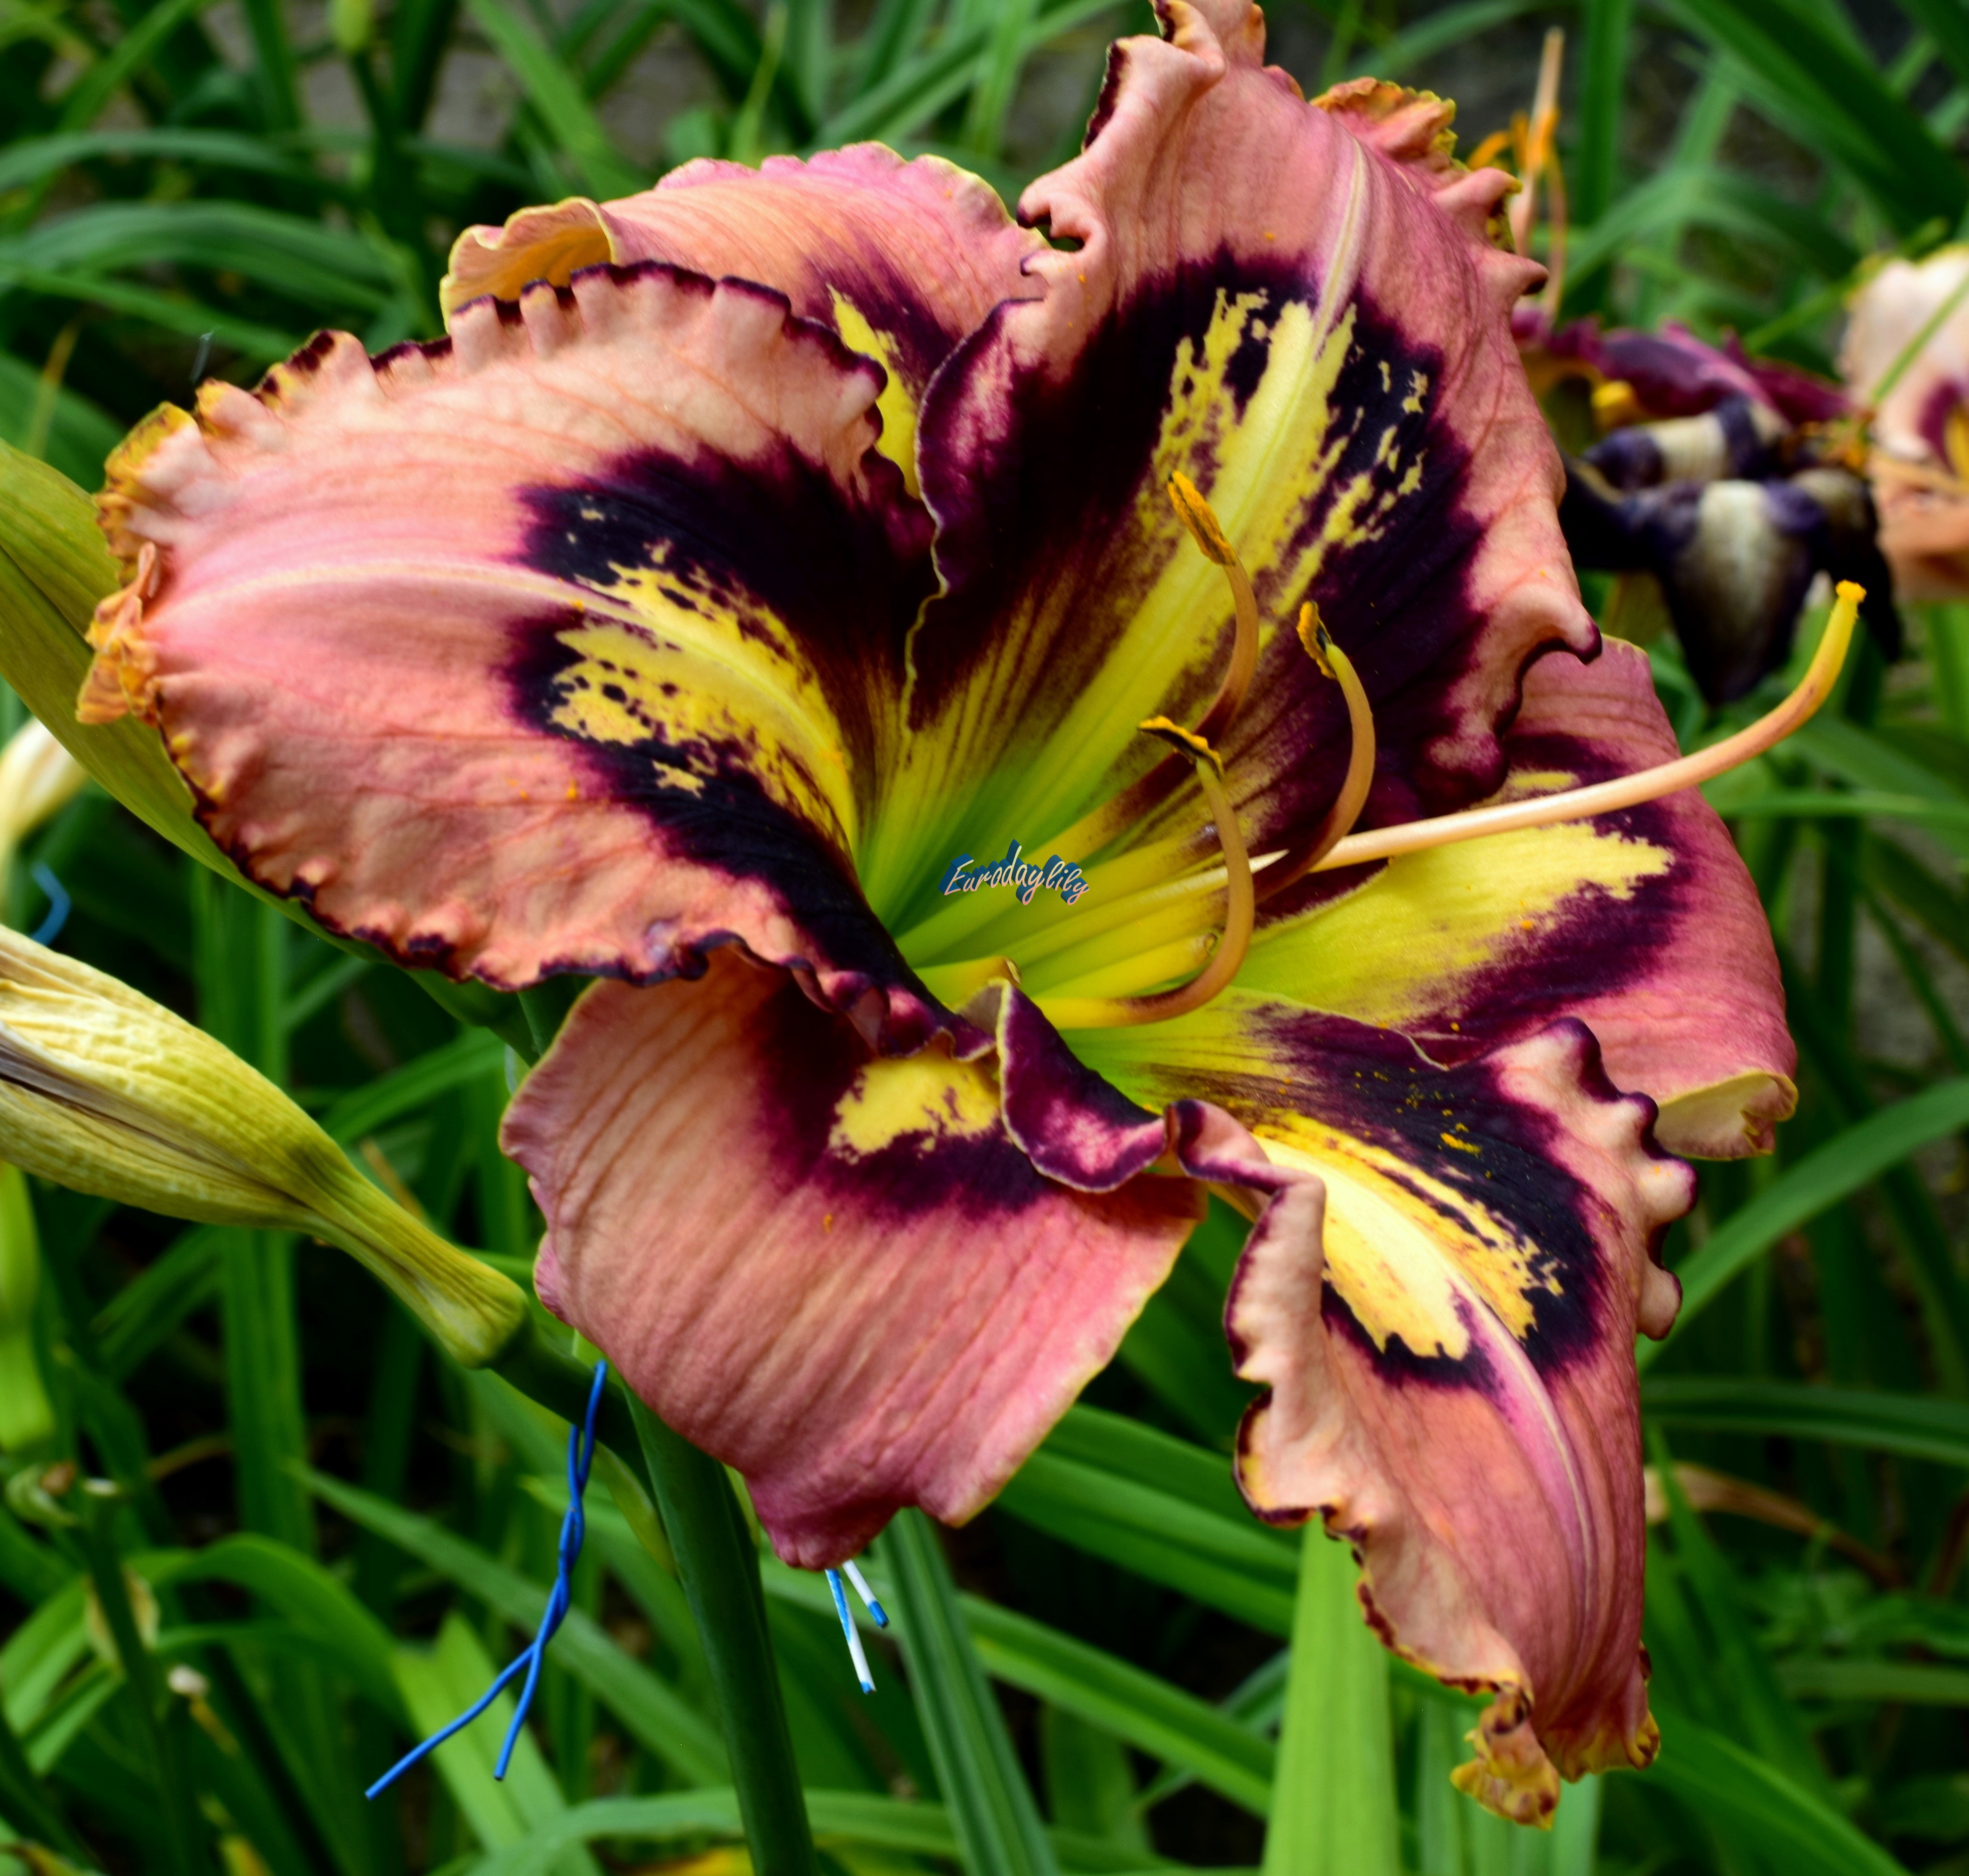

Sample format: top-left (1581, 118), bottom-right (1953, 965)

top-left (627, 1396), bottom-right (820, 1876)
top-left (77, 1490), bottom-right (207, 1876)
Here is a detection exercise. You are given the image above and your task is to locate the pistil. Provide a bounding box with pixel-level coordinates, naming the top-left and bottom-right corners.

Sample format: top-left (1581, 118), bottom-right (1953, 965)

top-left (1306, 581), bottom-right (1865, 874)
top-left (1035, 718), bottom-right (1256, 1031)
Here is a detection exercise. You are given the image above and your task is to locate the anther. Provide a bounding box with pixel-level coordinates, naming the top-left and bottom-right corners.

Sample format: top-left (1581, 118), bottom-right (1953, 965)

top-left (1309, 581), bottom-right (1865, 874)
top-left (1037, 718), bottom-right (1255, 1031)
top-left (1045, 476), bottom-right (1259, 863)
top-left (1257, 604), bottom-right (1377, 900)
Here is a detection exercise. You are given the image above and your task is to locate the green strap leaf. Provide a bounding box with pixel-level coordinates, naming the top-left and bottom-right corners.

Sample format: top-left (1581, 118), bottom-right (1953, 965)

top-left (462, 0), bottom-right (646, 198)
top-left (1641, 1076), bottom-right (1969, 1364)
top-left (883, 1509), bottom-right (1060, 1876)
top-left (995, 1409), bottom-right (1297, 1634)
top-left (761, 1556), bottom-right (1275, 1818)
top-left (1262, 1529), bottom-right (1397, 1876)
top-left (1647, 1705), bottom-right (1914, 1876)
top-left (321, 1029), bottom-right (506, 1144)
top-left (965, 1597), bottom-right (1272, 1818)
top-left (468, 1788), bottom-right (1170, 1876)
top-left (1643, 1378), bottom-right (1969, 1468)
top-left (393, 1613), bottom-right (602, 1868)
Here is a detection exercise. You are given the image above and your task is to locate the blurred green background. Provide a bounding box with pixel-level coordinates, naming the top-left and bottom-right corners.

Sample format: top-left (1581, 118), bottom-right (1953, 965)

top-left (7, 0), bottom-right (1969, 1874)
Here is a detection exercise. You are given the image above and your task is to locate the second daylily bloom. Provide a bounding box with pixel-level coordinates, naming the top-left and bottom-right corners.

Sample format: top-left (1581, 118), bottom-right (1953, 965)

top-left (68, 0), bottom-right (1813, 1820)
top-left (1519, 311), bottom-right (1898, 700)
top-left (1842, 244), bottom-right (1969, 599)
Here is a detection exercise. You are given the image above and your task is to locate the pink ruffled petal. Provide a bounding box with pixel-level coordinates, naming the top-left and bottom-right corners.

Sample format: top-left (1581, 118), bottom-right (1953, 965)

top-left (504, 948), bottom-right (1203, 1566)
top-left (443, 146), bottom-right (1045, 405)
top-left (866, 0), bottom-right (1586, 920)
top-left (83, 269), bottom-right (948, 1040)
top-left (1842, 246), bottom-right (1969, 464)
top-left (1841, 249), bottom-right (1969, 598)
top-left (1457, 643), bottom-right (1796, 1156)
top-left (1194, 1017), bottom-right (1688, 1820)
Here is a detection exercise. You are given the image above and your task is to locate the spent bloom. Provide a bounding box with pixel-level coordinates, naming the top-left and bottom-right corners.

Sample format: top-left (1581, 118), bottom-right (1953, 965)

top-left (52, 0), bottom-right (1830, 1821)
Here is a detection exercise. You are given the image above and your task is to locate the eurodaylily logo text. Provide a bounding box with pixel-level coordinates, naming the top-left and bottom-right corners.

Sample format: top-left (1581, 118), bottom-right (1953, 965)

top-left (939, 841), bottom-right (1089, 907)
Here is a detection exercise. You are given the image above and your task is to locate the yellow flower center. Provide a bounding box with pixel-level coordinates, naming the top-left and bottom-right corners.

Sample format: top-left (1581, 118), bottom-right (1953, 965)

top-left (901, 479), bottom-right (1865, 1036)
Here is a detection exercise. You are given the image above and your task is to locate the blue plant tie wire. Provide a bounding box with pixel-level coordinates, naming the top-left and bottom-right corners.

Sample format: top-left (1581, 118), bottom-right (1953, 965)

top-left (825, 1559), bottom-right (888, 1693)
top-left (365, 1358), bottom-right (609, 1798)
top-left (28, 863), bottom-right (68, 947)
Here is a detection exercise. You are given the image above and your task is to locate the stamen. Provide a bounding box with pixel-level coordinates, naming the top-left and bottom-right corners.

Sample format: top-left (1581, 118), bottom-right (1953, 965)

top-left (1164, 474), bottom-right (1261, 743)
top-left (1509, 27), bottom-right (1565, 258)
top-left (1045, 475), bottom-right (1259, 864)
top-left (1257, 604), bottom-right (1377, 901)
top-left (826, 1567), bottom-right (876, 1693)
top-left (1306, 581), bottom-right (1865, 875)
top-left (1036, 718), bottom-right (1255, 1031)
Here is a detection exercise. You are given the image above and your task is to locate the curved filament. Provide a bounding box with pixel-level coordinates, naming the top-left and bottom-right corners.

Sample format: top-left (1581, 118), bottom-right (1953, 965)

top-left (1046, 475), bottom-right (1260, 864)
top-left (1257, 604), bottom-right (1377, 901)
top-left (1309, 581), bottom-right (1866, 875)
top-left (1037, 718), bottom-right (1256, 1031)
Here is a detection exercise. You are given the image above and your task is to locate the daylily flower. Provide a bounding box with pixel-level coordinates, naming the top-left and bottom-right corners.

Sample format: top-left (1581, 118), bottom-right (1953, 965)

top-left (1841, 244), bottom-right (1969, 600)
top-left (1514, 312), bottom-right (1898, 701)
top-left (1516, 309), bottom-right (1851, 431)
top-left (63, 0), bottom-right (1821, 1821)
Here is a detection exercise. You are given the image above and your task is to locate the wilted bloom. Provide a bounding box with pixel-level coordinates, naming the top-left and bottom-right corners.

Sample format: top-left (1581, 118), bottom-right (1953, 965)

top-left (1841, 244), bottom-right (1969, 600)
top-left (1516, 312), bottom-right (1898, 702)
top-left (0, 926), bottom-right (527, 1364)
top-left (61, 0), bottom-right (1823, 1819)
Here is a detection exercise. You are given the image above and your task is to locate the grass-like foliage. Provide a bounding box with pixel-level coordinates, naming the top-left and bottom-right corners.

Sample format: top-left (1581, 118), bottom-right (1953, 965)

top-left (4, 0), bottom-right (1969, 1871)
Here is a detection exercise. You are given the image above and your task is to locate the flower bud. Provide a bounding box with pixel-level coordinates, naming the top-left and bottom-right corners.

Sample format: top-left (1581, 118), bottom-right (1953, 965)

top-left (0, 926), bottom-right (528, 1366)
top-left (0, 1161), bottom-right (54, 1451)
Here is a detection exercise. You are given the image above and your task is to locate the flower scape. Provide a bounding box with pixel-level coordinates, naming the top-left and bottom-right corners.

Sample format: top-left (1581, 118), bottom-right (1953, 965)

top-left (8, 0), bottom-right (1869, 1832)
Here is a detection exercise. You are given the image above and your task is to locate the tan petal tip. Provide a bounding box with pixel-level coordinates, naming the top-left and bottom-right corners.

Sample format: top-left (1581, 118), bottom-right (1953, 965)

top-left (1655, 1070), bottom-right (1798, 1160)
top-left (441, 197), bottom-right (615, 321)
top-left (1452, 1688), bottom-right (1562, 1827)
top-left (80, 544), bottom-right (161, 726)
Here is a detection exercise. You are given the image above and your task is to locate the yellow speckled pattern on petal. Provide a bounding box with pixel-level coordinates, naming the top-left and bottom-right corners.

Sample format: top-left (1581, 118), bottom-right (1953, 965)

top-left (84, 269), bottom-right (944, 1041)
top-left (860, 0), bottom-right (1580, 932)
top-left (1229, 640), bottom-right (1796, 1156)
top-left (1153, 1015), bottom-right (1688, 1822)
